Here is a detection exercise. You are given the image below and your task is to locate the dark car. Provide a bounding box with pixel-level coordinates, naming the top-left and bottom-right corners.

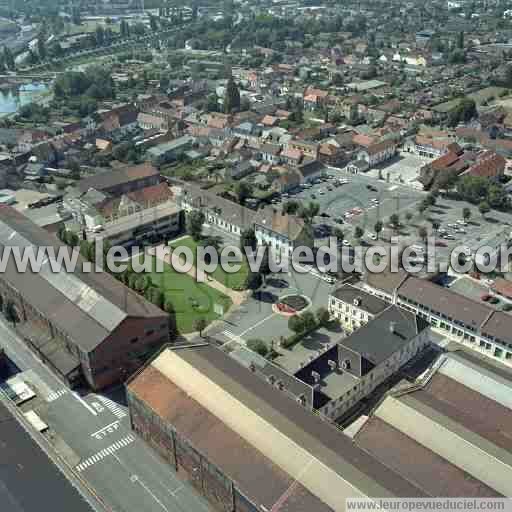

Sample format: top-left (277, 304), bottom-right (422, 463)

top-left (320, 212), bottom-right (331, 218)
top-left (366, 184), bottom-right (378, 192)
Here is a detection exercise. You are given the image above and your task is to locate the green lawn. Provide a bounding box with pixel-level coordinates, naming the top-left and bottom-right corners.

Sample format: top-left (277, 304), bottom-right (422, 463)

top-left (170, 236), bottom-right (250, 291)
top-left (145, 256), bottom-right (232, 334)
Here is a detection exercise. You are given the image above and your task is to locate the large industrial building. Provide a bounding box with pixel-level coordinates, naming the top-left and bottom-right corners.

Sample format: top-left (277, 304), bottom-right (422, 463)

top-left (127, 343), bottom-right (434, 512)
top-left (0, 205), bottom-right (170, 390)
top-left (352, 350), bottom-right (512, 497)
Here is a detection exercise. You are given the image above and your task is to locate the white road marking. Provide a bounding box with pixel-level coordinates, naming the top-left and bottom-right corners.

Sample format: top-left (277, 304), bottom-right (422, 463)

top-left (137, 475), bottom-right (170, 511)
top-left (91, 420), bottom-right (121, 440)
top-left (221, 330), bottom-right (245, 345)
top-left (239, 313), bottom-right (276, 337)
top-left (72, 392), bottom-right (98, 416)
top-left (97, 396), bottom-right (127, 419)
top-left (47, 388), bottom-right (68, 402)
top-left (169, 485), bottom-right (184, 497)
top-left (75, 434), bottom-right (135, 472)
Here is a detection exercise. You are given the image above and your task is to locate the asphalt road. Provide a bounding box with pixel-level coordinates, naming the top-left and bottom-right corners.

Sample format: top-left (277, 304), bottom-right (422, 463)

top-left (0, 319), bottom-right (210, 512)
top-left (0, 398), bottom-right (96, 512)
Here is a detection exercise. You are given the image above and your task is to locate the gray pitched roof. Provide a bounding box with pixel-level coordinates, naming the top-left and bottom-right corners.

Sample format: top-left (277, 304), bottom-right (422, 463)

top-left (340, 305), bottom-right (428, 365)
top-left (0, 206), bottom-right (165, 353)
top-left (331, 284), bottom-right (388, 315)
top-left (77, 163), bottom-right (159, 194)
top-left (398, 276), bottom-right (492, 330)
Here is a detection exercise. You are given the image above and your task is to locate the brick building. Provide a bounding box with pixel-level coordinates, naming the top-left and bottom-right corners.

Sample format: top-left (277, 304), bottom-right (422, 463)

top-left (0, 206), bottom-right (170, 390)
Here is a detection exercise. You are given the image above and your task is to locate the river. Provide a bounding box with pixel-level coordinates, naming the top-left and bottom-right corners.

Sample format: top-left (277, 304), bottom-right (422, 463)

top-left (0, 82), bottom-right (50, 116)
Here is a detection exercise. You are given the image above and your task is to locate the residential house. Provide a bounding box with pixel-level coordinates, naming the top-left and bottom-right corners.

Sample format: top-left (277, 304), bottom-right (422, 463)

top-left (303, 87), bottom-right (329, 111)
top-left (260, 143), bottom-right (282, 165)
top-left (357, 139), bottom-right (396, 168)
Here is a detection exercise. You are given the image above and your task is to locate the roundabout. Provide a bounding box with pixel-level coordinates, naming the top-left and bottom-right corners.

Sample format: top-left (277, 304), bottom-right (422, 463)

top-left (272, 293), bottom-right (312, 317)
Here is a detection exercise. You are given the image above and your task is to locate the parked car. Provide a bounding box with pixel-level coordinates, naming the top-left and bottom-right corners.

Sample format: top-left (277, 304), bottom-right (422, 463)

top-left (481, 293), bottom-right (492, 302)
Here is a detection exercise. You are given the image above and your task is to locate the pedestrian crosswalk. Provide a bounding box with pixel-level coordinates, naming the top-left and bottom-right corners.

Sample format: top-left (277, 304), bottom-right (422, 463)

top-left (97, 396), bottom-right (127, 419)
top-left (221, 330), bottom-right (245, 345)
top-left (47, 389), bottom-right (68, 403)
top-left (75, 434), bottom-right (135, 473)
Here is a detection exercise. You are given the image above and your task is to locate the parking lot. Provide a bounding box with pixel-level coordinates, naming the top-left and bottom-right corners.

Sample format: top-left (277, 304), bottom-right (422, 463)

top-left (277, 170), bottom-right (425, 242)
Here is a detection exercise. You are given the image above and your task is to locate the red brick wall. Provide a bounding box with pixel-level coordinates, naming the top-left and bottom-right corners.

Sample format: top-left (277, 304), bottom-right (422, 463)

top-left (87, 316), bottom-right (169, 390)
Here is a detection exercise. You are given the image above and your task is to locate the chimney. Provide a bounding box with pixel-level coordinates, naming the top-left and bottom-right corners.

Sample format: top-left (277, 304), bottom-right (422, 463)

top-left (389, 321), bottom-right (396, 334)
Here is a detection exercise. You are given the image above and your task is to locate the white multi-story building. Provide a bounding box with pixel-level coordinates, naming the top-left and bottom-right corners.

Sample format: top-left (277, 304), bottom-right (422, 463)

top-left (328, 284), bottom-right (388, 333)
top-left (363, 273), bottom-right (512, 367)
top-left (295, 306), bottom-right (430, 420)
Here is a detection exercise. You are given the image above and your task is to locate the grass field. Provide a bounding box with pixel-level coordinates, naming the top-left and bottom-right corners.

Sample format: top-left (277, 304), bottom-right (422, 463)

top-left (170, 236), bottom-right (250, 290)
top-left (145, 255), bottom-right (232, 333)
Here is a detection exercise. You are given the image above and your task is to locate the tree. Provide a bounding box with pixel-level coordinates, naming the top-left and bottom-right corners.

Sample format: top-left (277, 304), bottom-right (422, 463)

top-left (187, 211), bottom-right (205, 241)
top-left (240, 228), bottom-right (257, 252)
top-left (37, 36), bottom-right (46, 60)
top-left (462, 207), bottom-right (471, 222)
top-left (223, 76), bottom-right (240, 113)
top-left (206, 93), bottom-right (219, 112)
top-left (65, 230), bottom-right (79, 247)
top-left (247, 338), bottom-right (268, 357)
top-left (259, 243), bottom-right (272, 283)
top-left (417, 201), bottom-right (427, 217)
top-left (288, 314), bottom-right (305, 334)
top-left (426, 193), bottom-right (437, 208)
top-left (3, 46), bottom-right (14, 70)
top-left (405, 211), bottom-right (413, 223)
top-left (301, 311), bottom-right (317, 331)
top-left (120, 19), bottom-right (130, 38)
top-left (149, 15), bottom-right (158, 32)
top-left (234, 181), bottom-right (252, 205)
top-left (334, 227), bottom-right (344, 241)
top-left (150, 290), bottom-right (165, 309)
top-left (316, 307), bottom-right (330, 327)
top-left (457, 31), bottom-right (464, 50)
top-left (389, 213), bottom-right (400, 229)
top-left (374, 220), bottom-right (383, 239)
top-left (354, 226), bottom-right (364, 241)
top-left (418, 226), bottom-right (428, 243)
top-left (4, 300), bottom-right (19, 326)
top-left (95, 25), bottom-right (105, 46)
top-left (194, 317), bottom-right (208, 337)
top-left (431, 220), bottom-right (440, 233)
top-left (479, 201), bottom-right (491, 218)
top-left (298, 202), bottom-right (320, 223)
top-left (283, 200), bottom-right (300, 215)
top-left (246, 271), bottom-right (262, 290)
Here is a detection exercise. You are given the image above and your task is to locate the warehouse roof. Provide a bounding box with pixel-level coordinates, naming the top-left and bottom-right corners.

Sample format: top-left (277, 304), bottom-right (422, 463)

top-left (77, 163), bottom-right (159, 194)
top-left (128, 344), bottom-right (427, 512)
top-left (128, 363), bottom-right (330, 512)
top-left (370, 353), bottom-right (512, 496)
top-left (0, 206), bottom-right (165, 353)
top-left (355, 416), bottom-right (501, 497)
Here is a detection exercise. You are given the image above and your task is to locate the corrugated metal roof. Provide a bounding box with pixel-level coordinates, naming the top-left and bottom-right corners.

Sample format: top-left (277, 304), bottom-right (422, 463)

top-left (438, 353), bottom-right (512, 412)
top-left (0, 219), bottom-right (126, 333)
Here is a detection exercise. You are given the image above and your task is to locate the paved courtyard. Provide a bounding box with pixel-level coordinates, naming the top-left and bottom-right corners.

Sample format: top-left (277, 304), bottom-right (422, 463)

top-left (366, 152), bottom-right (431, 188)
